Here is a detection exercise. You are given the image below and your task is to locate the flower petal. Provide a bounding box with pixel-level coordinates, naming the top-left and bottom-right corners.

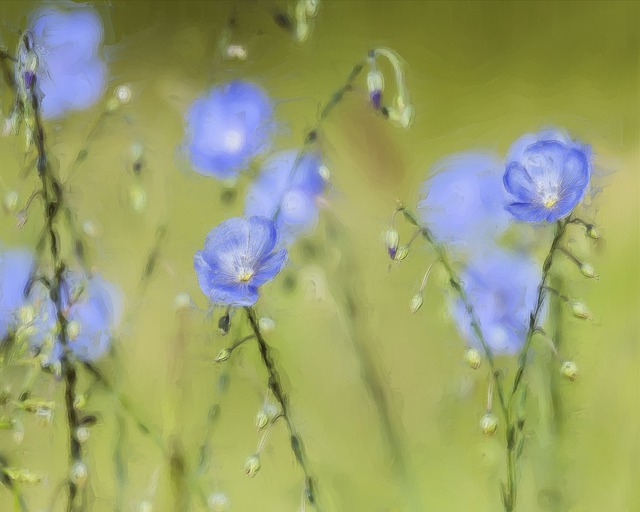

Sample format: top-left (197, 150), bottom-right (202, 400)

top-left (245, 216), bottom-right (278, 261)
top-left (505, 202), bottom-right (549, 222)
top-left (503, 161), bottom-right (538, 201)
top-left (251, 248), bottom-right (287, 287)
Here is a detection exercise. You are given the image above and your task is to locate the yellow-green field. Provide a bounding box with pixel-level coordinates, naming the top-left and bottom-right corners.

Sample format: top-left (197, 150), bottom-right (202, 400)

top-left (0, 1), bottom-right (637, 511)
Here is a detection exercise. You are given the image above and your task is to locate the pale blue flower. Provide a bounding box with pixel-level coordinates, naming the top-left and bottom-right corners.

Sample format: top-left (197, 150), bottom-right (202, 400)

top-left (26, 5), bottom-right (108, 119)
top-left (452, 249), bottom-right (541, 354)
top-left (184, 81), bottom-right (274, 179)
top-left (504, 129), bottom-right (591, 223)
top-left (245, 149), bottom-right (325, 245)
top-left (194, 216), bottom-right (287, 306)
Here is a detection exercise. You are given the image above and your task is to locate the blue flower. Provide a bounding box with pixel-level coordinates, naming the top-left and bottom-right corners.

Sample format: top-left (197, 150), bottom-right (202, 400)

top-left (503, 129), bottom-right (591, 223)
top-left (184, 81), bottom-right (274, 179)
top-left (452, 249), bottom-right (541, 355)
top-left (417, 152), bottom-right (511, 249)
top-left (0, 248), bottom-right (34, 341)
top-left (194, 216), bottom-right (287, 306)
top-left (28, 274), bottom-right (123, 362)
top-left (245, 150), bottom-right (325, 245)
top-left (26, 5), bottom-right (108, 120)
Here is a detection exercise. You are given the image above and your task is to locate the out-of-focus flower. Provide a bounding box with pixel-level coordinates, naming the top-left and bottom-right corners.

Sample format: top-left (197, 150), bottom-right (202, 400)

top-left (504, 129), bottom-right (591, 223)
top-left (452, 249), bottom-right (541, 355)
top-left (245, 150), bottom-right (325, 245)
top-left (29, 273), bottom-right (123, 362)
top-left (194, 217), bottom-right (287, 306)
top-left (184, 81), bottom-right (274, 179)
top-left (25, 5), bottom-right (108, 119)
top-left (417, 152), bottom-right (510, 250)
top-left (0, 248), bottom-right (34, 340)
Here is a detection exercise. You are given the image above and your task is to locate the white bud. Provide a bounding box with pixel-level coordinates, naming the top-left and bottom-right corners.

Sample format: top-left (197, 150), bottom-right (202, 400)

top-left (214, 349), bottom-right (231, 363)
top-left (244, 454), bottom-right (260, 478)
top-left (296, 21), bottom-right (309, 42)
top-left (409, 294), bottom-right (423, 314)
top-left (395, 245), bottom-right (409, 262)
top-left (23, 51), bottom-right (38, 73)
top-left (76, 427), bottom-right (90, 443)
top-left (570, 300), bottom-right (592, 320)
top-left (255, 410), bottom-right (269, 431)
top-left (385, 229), bottom-right (399, 252)
top-left (70, 461), bottom-right (88, 488)
top-left (366, 70), bottom-right (385, 94)
top-left (318, 164), bottom-right (330, 181)
top-left (464, 348), bottom-right (481, 370)
top-left (115, 84), bottom-right (132, 104)
top-left (560, 361), bottom-right (578, 381)
top-left (82, 220), bottom-right (99, 238)
top-left (399, 104), bottom-right (414, 128)
top-left (207, 492), bottom-right (230, 511)
top-left (3, 191), bottom-right (18, 212)
top-left (580, 263), bottom-right (598, 279)
top-left (174, 292), bottom-right (191, 311)
top-left (225, 44), bottom-right (247, 61)
top-left (258, 317), bottom-right (275, 333)
top-left (480, 413), bottom-right (498, 436)
top-left (305, 0), bottom-right (319, 16)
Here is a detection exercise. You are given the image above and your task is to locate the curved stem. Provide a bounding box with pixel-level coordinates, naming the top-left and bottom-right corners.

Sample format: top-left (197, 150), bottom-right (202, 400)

top-left (244, 306), bottom-right (320, 510)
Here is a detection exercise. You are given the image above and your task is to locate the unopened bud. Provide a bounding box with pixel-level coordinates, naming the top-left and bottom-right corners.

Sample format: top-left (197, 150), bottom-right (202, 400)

top-left (394, 245), bottom-right (409, 262)
top-left (82, 220), bottom-right (99, 238)
top-left (174, 292), bottom-right (191, 311)
top-left (115, 84), bottom-right (132, 104)
top-left (23, 51), bottom-right (39, 73)
top-left (305, 0), bottom-right (319, 16)
top-left (74, 394), bottom-right (86, 410)
top-left (214, 349), bottom-right (231, 363)
top-left (318, 164), bottom-right (330, 181)
top-left (76, 427), bottom-right (90, 443)
top-left (106, 97), bottom-right (120, 113)
top-left (570, 300), bottom-right (592, 320)
top-left (3, 191), bottom-right (18, 213)
top-left (19, 305), bottom-right (35, 325)
top-left (225, 44), bottom-right (247, 61)
top-left (208, 492), bottom-right (230, 511)
top-left (480, 413), bottom-right (498, 436)
top-left (367, 70), bottom-right (385, 95)
top-left (580, 263), bottom-right (598, 279)
top-left (464, 348), bottom-right (482, 370)
top-left (70, 461), bottom-right (88, 487)
top-left (15, 209), bottom-right (28, 229)
top-left (399, 104), bottom-right (414, 129)
top-left (258, 317), bottom-right (275, 333)
top-left (296, 21), bottom-right (309, 42)
top-left (560, 361), bottom-right (578, 381)
top-left (386, 228), bottom-right (399, 259)
top-left (129, 185), bottom-right (147, 212)
top-left (255, 410), bottom-right (269, 431)
top-left (67, 320), bottom-right (81, 340)
top-left (244, 454), bottom-right (260, 478)
top-left (410, 294), bottom-right (423, 314)
top-left (586, 225), bottom-right (599, 239)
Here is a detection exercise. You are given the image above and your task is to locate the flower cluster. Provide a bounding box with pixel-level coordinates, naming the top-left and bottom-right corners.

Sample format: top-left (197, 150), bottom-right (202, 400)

top-left (24, 4), bottom-right (108, 120)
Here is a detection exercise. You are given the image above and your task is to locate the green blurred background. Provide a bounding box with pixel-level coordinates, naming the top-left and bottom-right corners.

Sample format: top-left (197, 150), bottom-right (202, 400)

top-left (0, 1), bottom-right (638, 511)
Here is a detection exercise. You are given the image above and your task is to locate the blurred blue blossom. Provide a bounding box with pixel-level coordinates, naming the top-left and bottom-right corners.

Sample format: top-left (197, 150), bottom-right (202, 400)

top-left (26, 5), bottom-right (108, 119)
top-left (194, 216), bottom-right (287, 306)
top-left (504, 129), bottom-right (591, 223)
top-left (184, 81), bottom-right (274, 179)
top-left (0, 248), bottom-right (34, 341)
top-left (29, 274), bottom-right (123, 363)
top-left (452, 249), bottom-right (541, 354)
top-left (417, 152), bottom-right (510, 249)
top-left (245, 149), bottom-right (325, 245)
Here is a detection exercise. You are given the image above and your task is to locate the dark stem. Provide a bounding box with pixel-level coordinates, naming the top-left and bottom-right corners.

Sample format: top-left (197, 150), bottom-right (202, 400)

top-left (244, 306), bottom-right (320, 510)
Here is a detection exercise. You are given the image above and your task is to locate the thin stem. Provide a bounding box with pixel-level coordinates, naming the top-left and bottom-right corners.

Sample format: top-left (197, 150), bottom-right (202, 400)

top-left (244, 306), bottom-right (320, 510)
top-left (0, 454), bottom-right (28, 511)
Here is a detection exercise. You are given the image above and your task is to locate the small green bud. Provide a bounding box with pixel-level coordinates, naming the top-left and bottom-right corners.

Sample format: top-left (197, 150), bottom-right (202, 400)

top-left (586, 225), bottom-right (599, 239)
top-left (464, 348), bottom-right (481, 370)
top-left (105, 97), bottom-right (120, 113)
top-left (394, 245), bottom-right (409, 262)
top-left (255, 410), bottom-right (269, 431)
top-left (244, 454), bottom-right (260, 478)
top-left (480, 413), bottom-right (498, 436)
top-left (129, 184), bottom-right (147, 212)
top-left (580, 263), bottom-right (598, 279)
top-left (560, 361), bottom-right (578, 381)
top-left (67, 320), bottom-right (81, 340)
top-left (570, 300), bottom-right (592, 320)
top-left (409, 294), bottom-right (423, 314)
top-left (70, 461), bottom-right (88, 487)
top-left (3, 191), bottom-right (18, 213)
top-left (214, 349), bottom-right (231, 363)
top-left (74, 394), bottom-right (86, 410)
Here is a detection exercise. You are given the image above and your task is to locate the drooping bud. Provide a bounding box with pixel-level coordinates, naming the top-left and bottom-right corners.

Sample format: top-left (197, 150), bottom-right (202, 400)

top-left (214, 349), bottom-right (231, 364)
top-left (244, 454), bottom-right (260, 478)
top-left (464, 348), bottom-right (482, 370)
top-left (385, 229), bottom-right (399, 259)
top-left (115, 84), bottom-right (132, 104)
top-left (70, 461), bottom-right (88, 488)
top-left (480, 413), bottom-right (498, 436)
top-left (570, 300), bottom-right (592, 320)
top-left (255, 410), bottom-right (269, 431)
top-left (394, 245), bottom-right (409, 262)
top-left (580, 263), bottom-right (598, 279)
top-left (76, 427), bottom-right (90, 444)
top-left (560, 361), bottom-right (578, 381)
top-left (409, 294), bottom-right (423, 314)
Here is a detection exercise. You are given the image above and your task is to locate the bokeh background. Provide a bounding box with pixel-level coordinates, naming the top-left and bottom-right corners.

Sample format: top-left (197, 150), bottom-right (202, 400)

top-left (0, 1), bottom-right (638, 511)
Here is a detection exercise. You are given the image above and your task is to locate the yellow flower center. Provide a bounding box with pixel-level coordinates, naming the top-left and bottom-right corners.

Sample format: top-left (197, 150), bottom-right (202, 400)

top-left (543, 195), bottom-right (558, 208)
top-left (238, 270), bottom-right (253, 283)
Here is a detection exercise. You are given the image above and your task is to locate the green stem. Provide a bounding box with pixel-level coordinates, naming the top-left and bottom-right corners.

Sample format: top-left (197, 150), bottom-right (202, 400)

top-left (244, 307), bottom-right (320, 510)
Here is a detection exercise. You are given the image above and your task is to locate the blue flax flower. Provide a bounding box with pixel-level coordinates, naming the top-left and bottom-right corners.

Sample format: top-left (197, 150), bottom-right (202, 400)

top-left (184, 81), bottom-right (274, 179)
top-left (245, 149), bottom-right (325, 245)
top-left (26, 5), bottom-right (108, 119)
top-left (417, 152), bottom-right (510, 249)
top-left (194, 216), bottom-right (287, 306)
top-left (504, 129), bottom-right (591, 223)
top-left (0, 248), bottom-right (34, 341)
top-left (452, 249), bottom-right (541, 355)
top-left (29, 274), bottom-right (123, 363)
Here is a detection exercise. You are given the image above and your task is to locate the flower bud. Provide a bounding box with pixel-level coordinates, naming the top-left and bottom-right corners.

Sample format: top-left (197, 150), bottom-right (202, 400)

top-left (129, 184), bottom-right (147, 212)
top-left (258, 317), bottom-right (275, 333)
top-left (399, 104), bottom-right (414, 129)
top-left (208, 492), bottom-right (230, 511)
top-left (3, 191), bottom-right (18, 213)
top-left (214, 349), bottom-right (231, 363)
top-left (570, 300), bottom-right (592, 320)
top-left (106, 97), bottom-right (120, 113)
top-left (82, 220), bottom-right (100, 238)
top-left (23, 51), bottom-right (39, 73)
top-left (115, 84), bottom-right (132, 104)
top-left (174, 292), bottom-right (191, 311)
top-left (367, 70), bottom-right (385, 95)
top-left (305, 0), bottom-right (319, 16)
top-left (394, 245), bottom-right (409, 262)
top-left (318, 164), bottom-right (330, 181)
top-left (385, 228), bottom-right (399, 259)
top-left (74, 394), bottom-right (86, 410)
top-left (560, 361), bottom-right (578, 381)
top-left (255, 410), bottom-right (269, 431)
top-left (244, 454), bottom-right (260, 478)
top-left (464, 348), bottom-right (481, 370)
top-left (480, 413), bottom-right (498, 436)
top-left (76, 427), bottom-right (90, 443)
top-left (19, 305), bottom-right (35, 325)
top-left (586, 224), bottom-right (599, 239)
top-left (225, 44), bottom-right (247, 61)
top-left (580, 263), bottom-right (598, 279)
top-left (67, 320), bottom-right (81, 340)
top-left (70, 461), bottom-right (88, 488)
top-left (409, 294), bottom-right (423, 314)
